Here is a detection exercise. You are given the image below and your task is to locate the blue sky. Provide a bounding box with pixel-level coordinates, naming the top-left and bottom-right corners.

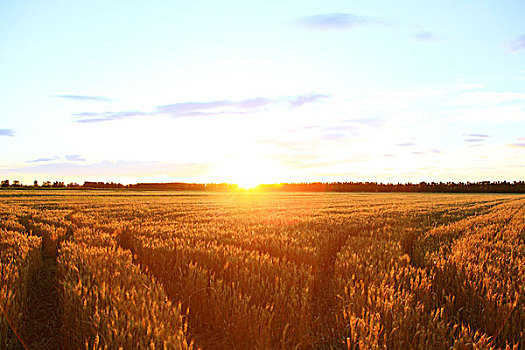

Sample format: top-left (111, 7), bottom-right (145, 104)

top-left (1, 0), bottom-right (524, 186)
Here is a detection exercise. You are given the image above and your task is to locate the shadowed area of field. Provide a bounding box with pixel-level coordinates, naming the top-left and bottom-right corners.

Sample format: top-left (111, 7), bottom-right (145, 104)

top-left (22, 232), bottom-right (60, 350)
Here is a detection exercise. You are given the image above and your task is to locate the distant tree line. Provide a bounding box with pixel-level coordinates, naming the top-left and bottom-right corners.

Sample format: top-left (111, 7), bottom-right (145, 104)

top-left (105, 181), bottom-right (525, 193)
top-left (257, 181), bottom-right (525, 193)
top-left (1, 180), bottom-right (73, 188)
top-left (81, 181), bottom-right (125, 189)
top-left (127, 182), bottom-right (239, 191)
top-left (1, 180), bottom-right (524, 193)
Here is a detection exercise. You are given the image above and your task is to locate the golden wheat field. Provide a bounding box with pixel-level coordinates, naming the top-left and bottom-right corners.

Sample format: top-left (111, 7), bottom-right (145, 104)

top-left (1, 190), bottom-right (524, 349)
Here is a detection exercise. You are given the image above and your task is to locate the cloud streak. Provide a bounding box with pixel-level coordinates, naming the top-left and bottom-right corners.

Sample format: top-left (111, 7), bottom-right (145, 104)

top-left (466, 134), bottom-right (490, 138)
top-left (26, 155), bottom-right (85, 163)
top-left (508, 143), bottom-right (525, 148)
top-left (0, 129), bottom-right (15, 137)
top-left (510, 35), bottom-right (525, 51)
top-left (411, 149), bottom-right (442, 155)
top-left (464, 134), bottom-right (489, 143)
top-left (455, 91), bottom-right (525, 105)
top-left (414, 31), bottom-right (443, 42)
top-left (346, 118), bottom-right (384, 128)
top-left (464, 139), bottom-right (485, 143)
top-left (288, 93), bottom-right (329, 108)
top-left (73, 93), bottom-right (329, 123)
top-left (55, 94), bottom-right (114, 102)
top-left (26, 156), bottom-right (60, 163)
top-left (322, 133), bottom-right (346, 140)
top-left (317, 118), bottom-right (383, 135)
top-left (73, 111), bottom-right (151, 123)
top-left (296, 13), bottom-right (380, 30)
top-left (157, 98), bottom-right (272, 117)
top-left (65, 155), bottom-right (86, 161)
top-left (258, 138), bottom-right (321, 153)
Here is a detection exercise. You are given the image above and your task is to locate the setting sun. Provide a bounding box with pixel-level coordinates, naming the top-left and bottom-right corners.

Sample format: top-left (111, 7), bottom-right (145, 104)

top-left (213, 157), bottom-right (283, 190)
top-left (236, 179), bottom-right (262, 190)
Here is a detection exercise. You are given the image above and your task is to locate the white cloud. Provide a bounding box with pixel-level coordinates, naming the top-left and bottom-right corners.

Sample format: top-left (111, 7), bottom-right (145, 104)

top-left (453, 78), bottom-right (484, 91)
top-left (454, 91), bottom-right (525, 106)
top-left (450, 105), bottom-right (525, 123)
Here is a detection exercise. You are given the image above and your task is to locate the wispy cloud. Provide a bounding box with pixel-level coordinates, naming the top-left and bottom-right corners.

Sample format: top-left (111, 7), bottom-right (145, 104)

top-left (508, 143), bottom-right (525, 148)
top-left (258, 139), bottom-right (317, 153)
top-left (454, 91), bottom-right (525, 105)
top-left (322, 133), bottom-right (346, 140)
top-left (346, 118), bottom-right (384, 128)
top-left (55, 94), bottom-right (114, 102)
top-left (464, 134), bottom-right (490, 143)
top-left (288, 93), bottom-right (329, 108)
top-left (465, 134), bottom-right (490, 138)
top-left (73, 111), bottom-right (151, 123)
top-left (65, 155), bottom-right (86, 161)
top-left (396, 142), bottom-right (417, 147)
top-left (27, 155), bottom-right (85, 163)
top-left (321, 125), bottom-right (356, 133)
top-left (510, 35), bottom-right (525, 51)
top-left (454, 78), bottom-right (484, 91)
top-left (296, 13), bottom-right (381, 30)
top-left (507, 137), bottom-right (525, 148)
top-left (285, 125), bottom-right (320, 132)
top-left (464, 139), bottom-right (485, 142)
top-left (274, 153), bottom-right (355, 170)
top-left (0, 129), bottom-right (15, 137)
top-left (158, 94), bottom-right (329, 117)
top-left (73, 93), bottom-right (329, 123)
top-left (411, 148), bottom-right (442, 155)
top-left (318, 118), bottom-right (383, 134)
top-left (26, 156), bottom-right (60, 163)
top-left (157, 98), bottom-right (272, 117)
top-left (278, 159), bottom-right (338, 170)
top-left (414, 31), bottom-right (443, 42)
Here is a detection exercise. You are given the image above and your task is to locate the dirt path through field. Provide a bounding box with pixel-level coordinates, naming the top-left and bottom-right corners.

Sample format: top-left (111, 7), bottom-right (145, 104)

top-left (22, 235), bottom-right (60, 350)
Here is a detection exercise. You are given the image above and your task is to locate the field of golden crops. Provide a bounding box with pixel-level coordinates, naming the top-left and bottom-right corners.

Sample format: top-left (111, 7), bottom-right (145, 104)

top-left (1, 190), bottom-right (524, 349)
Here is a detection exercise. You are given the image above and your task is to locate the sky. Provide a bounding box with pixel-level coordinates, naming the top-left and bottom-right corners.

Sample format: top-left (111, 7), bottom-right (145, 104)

top-left (1, 0), bottom-right (524, 187)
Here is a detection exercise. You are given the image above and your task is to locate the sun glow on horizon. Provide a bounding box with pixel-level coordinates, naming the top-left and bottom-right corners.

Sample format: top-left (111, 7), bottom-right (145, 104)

top-left (214, 157), bottom-right (284, 190)
top-left (236, 181), bottom-right (262, 191)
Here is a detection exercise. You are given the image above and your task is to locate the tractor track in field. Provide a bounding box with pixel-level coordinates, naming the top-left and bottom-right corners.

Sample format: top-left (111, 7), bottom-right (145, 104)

top-left (21, 237), bottom-right (61, 350)
top-left (18, 216), bottom-right (77, 349)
